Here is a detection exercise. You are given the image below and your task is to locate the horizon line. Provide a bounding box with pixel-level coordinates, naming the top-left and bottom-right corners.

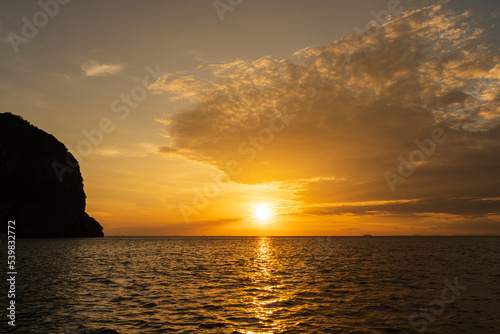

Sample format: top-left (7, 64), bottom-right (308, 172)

top-left (101, 234), bottom-right (500, 237)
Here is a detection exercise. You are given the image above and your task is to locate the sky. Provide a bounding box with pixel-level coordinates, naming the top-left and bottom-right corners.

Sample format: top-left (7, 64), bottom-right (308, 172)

top-left (1, 0), bottom-right (499, 236)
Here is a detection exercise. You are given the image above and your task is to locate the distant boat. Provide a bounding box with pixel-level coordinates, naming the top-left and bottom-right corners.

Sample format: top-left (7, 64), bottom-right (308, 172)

top-left (362, 234), bottom-right (373, 237)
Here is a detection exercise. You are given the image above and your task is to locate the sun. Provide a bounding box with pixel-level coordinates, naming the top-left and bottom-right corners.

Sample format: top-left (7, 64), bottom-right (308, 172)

top-left (255, 204), bottom-right (272, 221)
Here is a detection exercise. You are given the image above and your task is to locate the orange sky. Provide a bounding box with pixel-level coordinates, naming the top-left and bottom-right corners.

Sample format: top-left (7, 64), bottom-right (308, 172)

top-left (1, 1), bottom-right (499, 235)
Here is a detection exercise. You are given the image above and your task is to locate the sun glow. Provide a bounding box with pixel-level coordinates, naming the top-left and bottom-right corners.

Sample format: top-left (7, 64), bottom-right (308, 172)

top-left (255, 204), bottom-right (272, 221)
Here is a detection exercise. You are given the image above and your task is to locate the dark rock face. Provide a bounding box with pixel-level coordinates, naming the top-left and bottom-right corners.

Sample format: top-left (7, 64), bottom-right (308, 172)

top-left (0, 112), bottom-right (103, 237)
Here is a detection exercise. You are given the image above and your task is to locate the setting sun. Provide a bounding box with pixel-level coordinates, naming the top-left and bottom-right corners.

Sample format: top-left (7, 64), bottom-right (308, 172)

top-left (255, 204), bottom-right (272, 221)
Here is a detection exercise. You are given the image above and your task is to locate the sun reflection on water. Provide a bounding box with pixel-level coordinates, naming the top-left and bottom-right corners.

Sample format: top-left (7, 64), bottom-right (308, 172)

top-left (239, 237), bottom-right (288, 333)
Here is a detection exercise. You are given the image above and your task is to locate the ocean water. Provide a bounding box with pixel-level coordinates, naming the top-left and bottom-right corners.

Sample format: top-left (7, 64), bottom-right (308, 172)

top-left (1, 236), bottom-right (499, 333)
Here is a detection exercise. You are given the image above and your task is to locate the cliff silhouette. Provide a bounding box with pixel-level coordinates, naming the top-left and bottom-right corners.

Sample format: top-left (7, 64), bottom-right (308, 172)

top-left (0, 112), bottom-right (103, 237)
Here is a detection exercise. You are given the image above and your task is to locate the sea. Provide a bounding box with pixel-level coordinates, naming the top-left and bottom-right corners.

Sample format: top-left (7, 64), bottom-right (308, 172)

top-left (1, 236), bottom-right (499, 333)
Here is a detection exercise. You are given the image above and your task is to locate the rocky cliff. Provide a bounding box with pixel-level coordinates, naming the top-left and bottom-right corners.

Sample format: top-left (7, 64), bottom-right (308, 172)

top-left (0, 112), bottom-right (103, 237)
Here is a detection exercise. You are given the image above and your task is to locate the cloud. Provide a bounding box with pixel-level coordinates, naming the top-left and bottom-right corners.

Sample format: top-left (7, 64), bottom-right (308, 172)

top-left (152, 4), bottom-right (500, 226)
top-left (303, 197), bottom-right (500, 217)
top-left (158, 146), bottom-right (177, 154)
top-left (81, 60), bottom-right (124, 77)
top-left (92, 142), bottom-right (158, 157)
top-left (105, 217), bottom-right (243, 236)
top-left (150, 72), bottom-right (207, 101)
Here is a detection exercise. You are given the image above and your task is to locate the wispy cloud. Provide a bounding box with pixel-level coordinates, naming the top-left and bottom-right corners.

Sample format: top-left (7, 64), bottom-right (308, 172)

top-left (303, 197), bottom-right (500, 217)
top-left (81, 60), bottom-right (124, 77)
top-left (92, 142), bottom-right (158, 157)
top-left (158, 146), bottom-right (177, 154)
